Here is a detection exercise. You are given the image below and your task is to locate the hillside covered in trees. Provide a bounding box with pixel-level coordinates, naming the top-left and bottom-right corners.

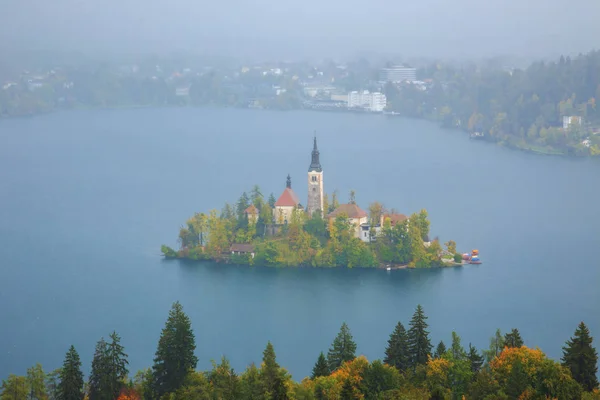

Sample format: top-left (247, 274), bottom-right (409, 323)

top-left (385, 51), bottom-right (600, 155)
top-left (161, 187), bottom-right (460, 268)
top-left (1, 302), bottom-right (598, 400)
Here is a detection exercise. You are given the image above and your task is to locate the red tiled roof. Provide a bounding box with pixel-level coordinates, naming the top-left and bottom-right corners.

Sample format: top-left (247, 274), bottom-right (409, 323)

top-left (244, 204), bottom-right (258, 214)
top-left (327, 203), bottom-right (368, 219)
top-left (383, 213), bottom-right (408, 226)
top-left (275, 188), bottom-right (300, 207)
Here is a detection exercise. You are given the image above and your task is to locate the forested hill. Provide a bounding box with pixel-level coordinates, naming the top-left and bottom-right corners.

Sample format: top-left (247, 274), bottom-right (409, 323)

top-left (385, 50), bottom-right (600, 155)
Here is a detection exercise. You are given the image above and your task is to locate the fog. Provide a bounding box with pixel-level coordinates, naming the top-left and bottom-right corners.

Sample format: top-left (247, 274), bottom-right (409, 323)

top-left (1, 0), bottom-right (599, 61)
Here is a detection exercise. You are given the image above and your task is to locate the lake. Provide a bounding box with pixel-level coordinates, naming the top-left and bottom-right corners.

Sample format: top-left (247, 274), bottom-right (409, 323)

top-left (0, 107), bottom-right (598, 380)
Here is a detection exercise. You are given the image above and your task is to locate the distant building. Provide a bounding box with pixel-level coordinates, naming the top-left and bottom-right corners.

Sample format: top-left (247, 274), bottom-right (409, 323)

top-left (175, 86), bottom-right (190, 96)
top-left (274, 175), bottom-right (301, 224)
top-left (379, 66), bottom-right (417, 83)
top-left (327, 203), bottom-right (368, 238)
top-left (563, 116), bottom-right (582, 130)
top-left (307, 137), bottom-right (324, 217)
top-left (244, 205), bottom-right (259, 224)
top-left (347, 90), bottom-right (387, 112)
top-left (359, 213), bottom-right (408, 243)
top-left (230, 243), bottom-right (255, 258)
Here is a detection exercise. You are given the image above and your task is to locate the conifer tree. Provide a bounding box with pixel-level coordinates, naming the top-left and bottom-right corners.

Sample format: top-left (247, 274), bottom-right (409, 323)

top-left (327, 323), bottom-right (357, 371)
top-left (268, 193), bottom-right (276, 208)
top-left (208, 356), bottom-right (240, 400)
top-left (383, 322), bottom-right (410, 371)
top-left (407, 305), bottom-right (432, 368)
top-left (450, 331), bottom-right (466, 360)
top-left (340, 378), bottom-right (356, 400)
top-left (106, 331), bottom-right (128, 398)
top-left (152, 301), bottom-right (198, 398)
top-left (311, 352), bottom-right (330, 379)
top-left (434, 341), bottom-right (447, 359)
top-left (240, 363), bottom-right (263, 400)
top-left (504, 328), bottom-right (524, 348)
top-left (89, 338), bottom-right (109, 400)
top-left (467, 343), bottom-right (484, 373)
top-left (562, 322), bottom-right (599, 391)
top-left (58, 346), bottom-right (84, 400)
top-left (26, 363), bottom-right (48, 400)
top-left (259, 342), bottom-right (288, 400)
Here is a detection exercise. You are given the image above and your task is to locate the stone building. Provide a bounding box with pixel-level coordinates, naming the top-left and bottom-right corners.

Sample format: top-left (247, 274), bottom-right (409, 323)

top-left (307, 136), bottom-right (324, 217)
top-left (274, 174), bottom-right (301, 224)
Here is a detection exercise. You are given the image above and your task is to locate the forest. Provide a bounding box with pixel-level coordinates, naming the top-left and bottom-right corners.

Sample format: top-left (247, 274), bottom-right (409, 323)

top-left (161, 187), bottom-right (460, 268)
top-left (384, 51), bottom-right (600, 155)
top-left (1, 302), bottom-right (597, 400)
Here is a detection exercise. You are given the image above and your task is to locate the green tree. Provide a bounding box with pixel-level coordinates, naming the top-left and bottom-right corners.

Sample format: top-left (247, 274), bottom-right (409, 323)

top-left (407, 305), bottom-right (432, 369)
top-left (562, 322), bottom-right (599, 391)
top-left (236, 192), bottom-right (251, 229)
top-left (251, 185), bottom-right (264, 209)
top-left (450, 331), bottom-right (466, 360)
top-left (208, 356), bottom-right (240, 400)
top-left (327, 323), bottom-right (357, 371)
top-left (106, 331), bottom-right (129, 398)
top-left (383, 322), bottom-right (410, 372)
top-left (152, 301), bottom-right (198, 397)
top-left (360, 360), bottom-right (401, 399)
top-left (467, 343), bottom-right (484, 373)
top-left (414, 209), bottom-right (430, 241)
top-left (1, 375), bottom-right (28, 400)
top-left (340, 378), bottom-right (356, 400)
top-left (260, 342), bottom-right (288, 400)
top-left (482, 329), bottom-right (504, 363)
top-left (45, 369), bottom-right (61, 400)
top-left (58, 345), bottom-right (84, 400)
top-left (89, 338), bottom-right (110, 400)
top-left (434, 341), bottom-right (447, 359)
top-left (504, 328), bottom-right (524, 348)
top-left (311, 352), bottom-right (330, 379)
top-left (26, 363), bottom-right (48, 400)
top-left (239, 363), bottom-right (263, 400)
top-left (268, 193), bottom-right (276, 208)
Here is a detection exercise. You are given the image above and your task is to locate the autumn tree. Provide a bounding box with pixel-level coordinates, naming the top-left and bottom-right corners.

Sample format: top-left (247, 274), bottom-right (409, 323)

top-left (562, 322), bottom-right (599, 391)
top-left (444, 240), bottom-right (456, 254)
top-left (1, 374), bottom-right (28, 400)
top-left (26, 363), bottom-right (48, 400)
top-left (328, 323), bottom-right (357, 371)
top-left (152, 301), bottom-right (198, 397)
top-left (208, 357), bottom-right (240, 400)
top-left (260, 342), bottom-right (288, 400)
top-left (312, 352), bottom-right (330, 379)
top-left (58, 345), bottom-right (84, 400)
top-left (504, 328), bottom-right (524, 348)
top-left (407, 305), bottom-right (432, 369)
top-left (384, 322), bottom-right (410, 372)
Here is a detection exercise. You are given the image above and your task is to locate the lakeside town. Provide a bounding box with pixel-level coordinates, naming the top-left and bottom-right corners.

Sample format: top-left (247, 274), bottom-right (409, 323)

top-left (2, 51), bottom-right (600, 155)
top-left (161, 137), bottom-right (466, 268)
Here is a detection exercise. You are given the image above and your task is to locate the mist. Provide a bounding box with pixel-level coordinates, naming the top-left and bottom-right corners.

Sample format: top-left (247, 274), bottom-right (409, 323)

top-left (2, 0), bottom-right (599, 61)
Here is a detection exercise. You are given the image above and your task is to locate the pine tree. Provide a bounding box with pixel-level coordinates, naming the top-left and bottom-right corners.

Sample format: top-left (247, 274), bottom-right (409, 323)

top-left (106, 331), bottom-right (129, 398)
top-left (260, 342), bottom-right (288, 400)
top-left (311, 352), bottom-right (330, 379)
top-left (327, 323), bottom-right (357, 371)
top-left (434, 341), bottom-right (446, 358)
top-left (407, 305), bottom-right (432, 369)
top-left (89, 338), bottom-right (109, 400)
top-left (504, 328), bottom-right (524, 348)
top-left (240, 363), bottom-right (263, 400)
top-left (268, 193), bottom-right (276, 208)
top-left (340, 379), bottom-right (356, 400)
top-left (58, 345), bottom-right (84, 400)
top-left (383, 322), bottom-right (410, 371)
top-left (450, 331), bottom-right (466, 360)
top-left (208, 356), bottom-right (240, 400)
top-left (26, 363), bottom-right (48, 400)
top-left (562, 322), bottom-right (599, 391)
top-left (467, 343), bottom-right (484, 373)
top-left (152, 301), bottom-right (198, 397)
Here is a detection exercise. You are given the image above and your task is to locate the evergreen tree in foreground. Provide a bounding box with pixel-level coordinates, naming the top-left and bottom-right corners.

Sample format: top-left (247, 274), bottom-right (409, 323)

top-left (89, 338), bottom-right (109, 400)
top-left (58, 345), bottom-right (84, 400)
top-left (327, 323), bottom-right (357, 371)
top-left (311, 352), bottom-right (330, 379)
top-left (89, 332), bottom-right (129, 400)
top-left (434, 341), bottom-right (447, 359)
top-left (504, 328), bottom-right (524, 348)
top-left (152, 301), bottom-right (198, 398)
top-left (467, 343), bottom-right (484, 373)
top-left (407, 305), bottom-right (432, 369)
top-left (383, 322), bottom-right (410, 371)
top-left (106, 331), bottom-right (128, 398)
top-left (260, 342), bottom-right (288, 400)
top-left (562, 322), bottom-right (599, 391)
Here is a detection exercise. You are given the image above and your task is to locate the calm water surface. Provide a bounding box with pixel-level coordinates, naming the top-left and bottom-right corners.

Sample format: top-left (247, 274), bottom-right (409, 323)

top-left (0, 108), bottom-right (598, 379)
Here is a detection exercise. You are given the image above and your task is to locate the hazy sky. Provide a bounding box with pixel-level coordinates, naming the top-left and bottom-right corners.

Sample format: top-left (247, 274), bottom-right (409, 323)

top-left (2, 0), bottom-right (599, 61)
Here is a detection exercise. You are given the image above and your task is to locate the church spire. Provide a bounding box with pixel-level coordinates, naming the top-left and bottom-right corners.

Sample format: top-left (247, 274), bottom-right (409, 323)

top-left (286, 174), bottom-right (291, 189)
top-left (309, 133), bottom-right (322, 172)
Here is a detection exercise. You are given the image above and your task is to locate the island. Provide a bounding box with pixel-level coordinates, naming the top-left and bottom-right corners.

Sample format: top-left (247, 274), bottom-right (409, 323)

top-left (161, 138), bottom-right (464, 268)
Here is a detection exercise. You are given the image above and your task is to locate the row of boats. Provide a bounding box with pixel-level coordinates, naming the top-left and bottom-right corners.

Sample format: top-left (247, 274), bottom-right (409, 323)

top-left (462, 249), bottom-right (482, 264)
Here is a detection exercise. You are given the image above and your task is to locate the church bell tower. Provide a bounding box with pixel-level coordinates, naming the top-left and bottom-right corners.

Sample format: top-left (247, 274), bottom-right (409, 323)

top-left (307, 136), bottom-right (324, 217)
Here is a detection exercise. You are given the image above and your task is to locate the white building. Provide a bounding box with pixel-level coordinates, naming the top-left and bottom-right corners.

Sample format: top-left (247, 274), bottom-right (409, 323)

top-left (379, 66), bottom-right (417, 83)
top-left (563, 116), bottom-right (582, 130)
top-left (347, 90), bottom-right (387, 112)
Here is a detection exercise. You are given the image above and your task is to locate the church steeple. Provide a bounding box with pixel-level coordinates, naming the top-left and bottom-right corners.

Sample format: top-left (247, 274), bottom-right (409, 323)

top-left (309, 134), bottom-right (322, 172)
top-left (286, 174), bottom-right (291, 189)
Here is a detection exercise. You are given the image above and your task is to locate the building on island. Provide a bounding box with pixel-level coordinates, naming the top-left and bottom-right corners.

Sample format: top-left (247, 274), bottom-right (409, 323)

top-left (359, 213), bottom-right (408, 242)
top-left (327, 203), bottom-right (368, 238)
top-left (274, 174), bottom-right (301, 224)
top-left (379, 66), bottom-right (417, 83)
top-left (307, 136), bottom-right (324, 217)
top-left (563, 115), bottom-right (582, 130)
top-left (230, 243), bottom-right (255, 258)
top-left (244, 204), bottom-right (259, 224)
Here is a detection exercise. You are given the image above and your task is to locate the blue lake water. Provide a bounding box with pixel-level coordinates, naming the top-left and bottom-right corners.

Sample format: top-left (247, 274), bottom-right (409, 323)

top-left (0, 107), bottom-right (598, 379)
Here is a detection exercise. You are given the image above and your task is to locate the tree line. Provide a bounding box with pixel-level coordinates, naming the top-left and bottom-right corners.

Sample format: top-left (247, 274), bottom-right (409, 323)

top-left (162, 186), bottom-right (457, 268)
top-left (2, 302), bottom-right (598, 399)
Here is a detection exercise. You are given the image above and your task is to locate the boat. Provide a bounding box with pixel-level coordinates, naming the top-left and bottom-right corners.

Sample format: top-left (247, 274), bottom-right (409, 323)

top-left (468, 250), bottom-right (482, 264)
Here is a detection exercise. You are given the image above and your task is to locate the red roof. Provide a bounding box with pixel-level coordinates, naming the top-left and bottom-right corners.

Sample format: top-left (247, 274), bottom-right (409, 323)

top-left (244, 204), bottom-right (258, 214)
top-left (327, 203), bottom-right (368, 219)
top-left (382, 213), bottom-right (408, 226)
top-left (275, 188), bottom-right (300, 207)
